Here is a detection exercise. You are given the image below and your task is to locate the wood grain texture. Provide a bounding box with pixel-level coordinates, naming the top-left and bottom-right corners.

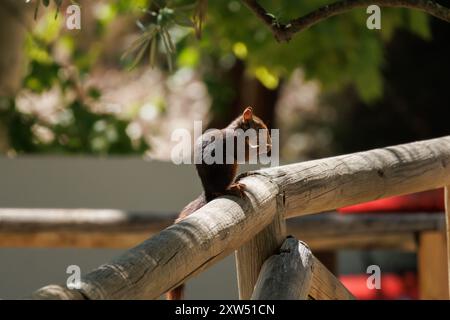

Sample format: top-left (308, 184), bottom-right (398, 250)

top-left (0, 209), bottom-right (176, 232)
top-left (290, 212), bottom-right (444, 251)
top-left (236, 207), bottom-right (286, 299)
top-left (418, 231), bottom-right (449, 299)
top-left (31, 285), bottom-right (86, 300)
top-left (0, 230), bottom-right (418, 250)
top-left (29, 136), bottom-right (450, 299)
top-left (251, 237), bottom-right (313, 300)
top-left (251, 237), bottom-right (354, 300)
top-left (255, 135), bottom-right (450, 218)
top-left (32, 174), bottom-right (279, 299)
top-left (1, 210), bottom-right (444, 249)
top-left (0, 231), bottom-right (153, 248)
top-left (289, 212), bottom-right (446, 237)
top-left (445, 186), bottom-right (450, 298)
top-left (309, 258), bottom-right (355, 300)
top-left (303, 233), bottom-right (417, 251)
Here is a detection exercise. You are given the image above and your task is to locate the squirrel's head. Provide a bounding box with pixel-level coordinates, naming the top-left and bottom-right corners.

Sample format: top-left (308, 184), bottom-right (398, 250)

top-left (239, 106), bottom-right (272, 155)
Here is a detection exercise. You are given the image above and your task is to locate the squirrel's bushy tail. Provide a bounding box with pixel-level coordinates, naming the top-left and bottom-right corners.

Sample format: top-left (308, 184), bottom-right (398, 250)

top-left (166, 194), bottom-right (208, 300)
top-left (166, 284), bottom-right (185, 300)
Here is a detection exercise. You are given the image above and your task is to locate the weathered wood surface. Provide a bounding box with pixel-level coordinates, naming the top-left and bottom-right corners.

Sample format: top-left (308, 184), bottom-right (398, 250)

top-left (418, 231), bottom-right (449, 299)
top-left (290, 212), bottom-right (446, 236)
top-left (0, 208), bottom-right (173, 248)
top-left (236, 209), bottom-right (286, 299)
top-left (31, 285), bottom-right (86, 300)
top-left (0, 231), bottom-right (152, 248)
top-left (251, 237), bottom-right (354, 300)
top-left (0, 209), bottom-right (175, 248)
top-left (29, 136), bottom-right (450, 299)
top-left (308, 256), bottom-right (355, 300)
top-left (255, 136), bottom-right (450, 218)
top-left (304, 233), bottom-right (417, 251)
top-left (0, 209), bottom-right (176, 232)
top-left (0, 224), bottom-right (421, 251)
top-left (0, 209), bottom-right (445, 248)
top-left (445, 186), bottom-right (450, 298)
top-left (252, 237), bottom-right (313, 300)
top-left (32, 174), bottom-right (279, 299)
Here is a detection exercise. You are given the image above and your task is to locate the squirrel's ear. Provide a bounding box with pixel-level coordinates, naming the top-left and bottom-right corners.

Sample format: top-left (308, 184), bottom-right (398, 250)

top-left (242, 107), bottom-right (253, 123)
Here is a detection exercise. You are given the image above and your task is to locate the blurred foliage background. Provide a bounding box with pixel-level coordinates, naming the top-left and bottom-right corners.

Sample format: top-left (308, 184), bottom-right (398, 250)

top-left (0, 0), bottom-right (449, 160)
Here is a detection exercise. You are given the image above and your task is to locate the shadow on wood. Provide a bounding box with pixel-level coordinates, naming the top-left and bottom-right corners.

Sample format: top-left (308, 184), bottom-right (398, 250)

top-left (252, 236), bottom-right (355, 300)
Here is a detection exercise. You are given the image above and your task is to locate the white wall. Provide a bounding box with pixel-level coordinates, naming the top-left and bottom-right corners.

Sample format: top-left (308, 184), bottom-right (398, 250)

top-left (0, 156), bottom-right (251, 299)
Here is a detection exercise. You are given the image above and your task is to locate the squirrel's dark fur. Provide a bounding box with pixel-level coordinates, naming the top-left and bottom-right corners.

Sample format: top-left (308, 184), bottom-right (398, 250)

top-left (166, 107), bottom-right (271, 300)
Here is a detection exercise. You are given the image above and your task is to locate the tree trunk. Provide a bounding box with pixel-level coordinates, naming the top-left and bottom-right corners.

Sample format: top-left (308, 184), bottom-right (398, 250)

top-left (0, 0), bottom-right (32, 97)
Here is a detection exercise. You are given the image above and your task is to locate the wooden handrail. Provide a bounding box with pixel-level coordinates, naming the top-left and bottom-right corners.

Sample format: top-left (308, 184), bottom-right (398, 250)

top-left (1, 209), bottom-right (444, 236)
top-left (0, 209), bottom-right (176, 232)
top-left (445, 186), bottom-right (450, 297)
top-left (28, 136), bottom-right (450, 299)
top-left (0, 209), bottom-right (444, 250)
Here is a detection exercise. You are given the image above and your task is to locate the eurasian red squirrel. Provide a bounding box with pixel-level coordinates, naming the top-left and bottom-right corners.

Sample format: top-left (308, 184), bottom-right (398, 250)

top-left (166, 107), bottom-right (271, 300)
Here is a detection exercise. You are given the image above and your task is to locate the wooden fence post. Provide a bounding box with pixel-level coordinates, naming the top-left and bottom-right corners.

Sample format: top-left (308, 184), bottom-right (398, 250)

top-left (251, 237), bottom-right (313, 299)
top-left (418, 231), bottom-right (449, 299)
top-left (27, 137), bottom-right (450, 299)
top-left (445, 186), bottom-right (450, 299)
top-left (235, 193), bottom-right (286, 299)
top-left (251, 237), bottom-right (355, 300)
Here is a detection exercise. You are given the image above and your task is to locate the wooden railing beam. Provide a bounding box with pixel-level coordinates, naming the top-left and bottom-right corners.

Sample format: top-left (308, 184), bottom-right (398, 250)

top-left (251, 237), bottom-right (355, 300)
top-left (445, 185), bottom-right (450, 298)
top-left (32, 174), bottom-right (280, 299)
top-left (256, 135), bottom-right (450, 218)
top-left (1, 210), bottom-right (445, 249)
top-left (236, 208), bottom-right (286, 299)
top-left (27, 136), bottom-right (450, 299)
top-left (418, 231), bottom-right (449, 299)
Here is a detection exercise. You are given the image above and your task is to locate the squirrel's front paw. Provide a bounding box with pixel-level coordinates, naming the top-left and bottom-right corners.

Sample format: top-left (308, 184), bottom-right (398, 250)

top-left (226, 182), bottom-right (247, 198)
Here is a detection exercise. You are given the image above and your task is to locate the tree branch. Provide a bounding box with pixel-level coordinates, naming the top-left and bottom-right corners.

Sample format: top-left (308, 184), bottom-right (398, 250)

top-left (241, 0), bottom-right (450, 42)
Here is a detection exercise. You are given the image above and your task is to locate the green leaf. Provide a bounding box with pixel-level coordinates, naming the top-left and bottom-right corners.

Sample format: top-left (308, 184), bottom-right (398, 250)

top-left (177, 46), bottom-right (199, 68)
top-left (149, 37), bottom-right (158, 67)
top-left (162, 28), bottom-right (175, 53)
top-left (130, 40), bottom-right (149, 69)
top-left (121, 26), bottom-right (157, 60)
top-left (408, 11), bottom-right (431, 40)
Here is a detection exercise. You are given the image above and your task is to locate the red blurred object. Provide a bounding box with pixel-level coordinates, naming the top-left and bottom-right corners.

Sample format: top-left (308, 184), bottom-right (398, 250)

top-left (339, 272), bottom-right (418, 300)
top-left (338, 189), bottom-right (444, 213)
top-left (338, 189), bottom-right (443, 300)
